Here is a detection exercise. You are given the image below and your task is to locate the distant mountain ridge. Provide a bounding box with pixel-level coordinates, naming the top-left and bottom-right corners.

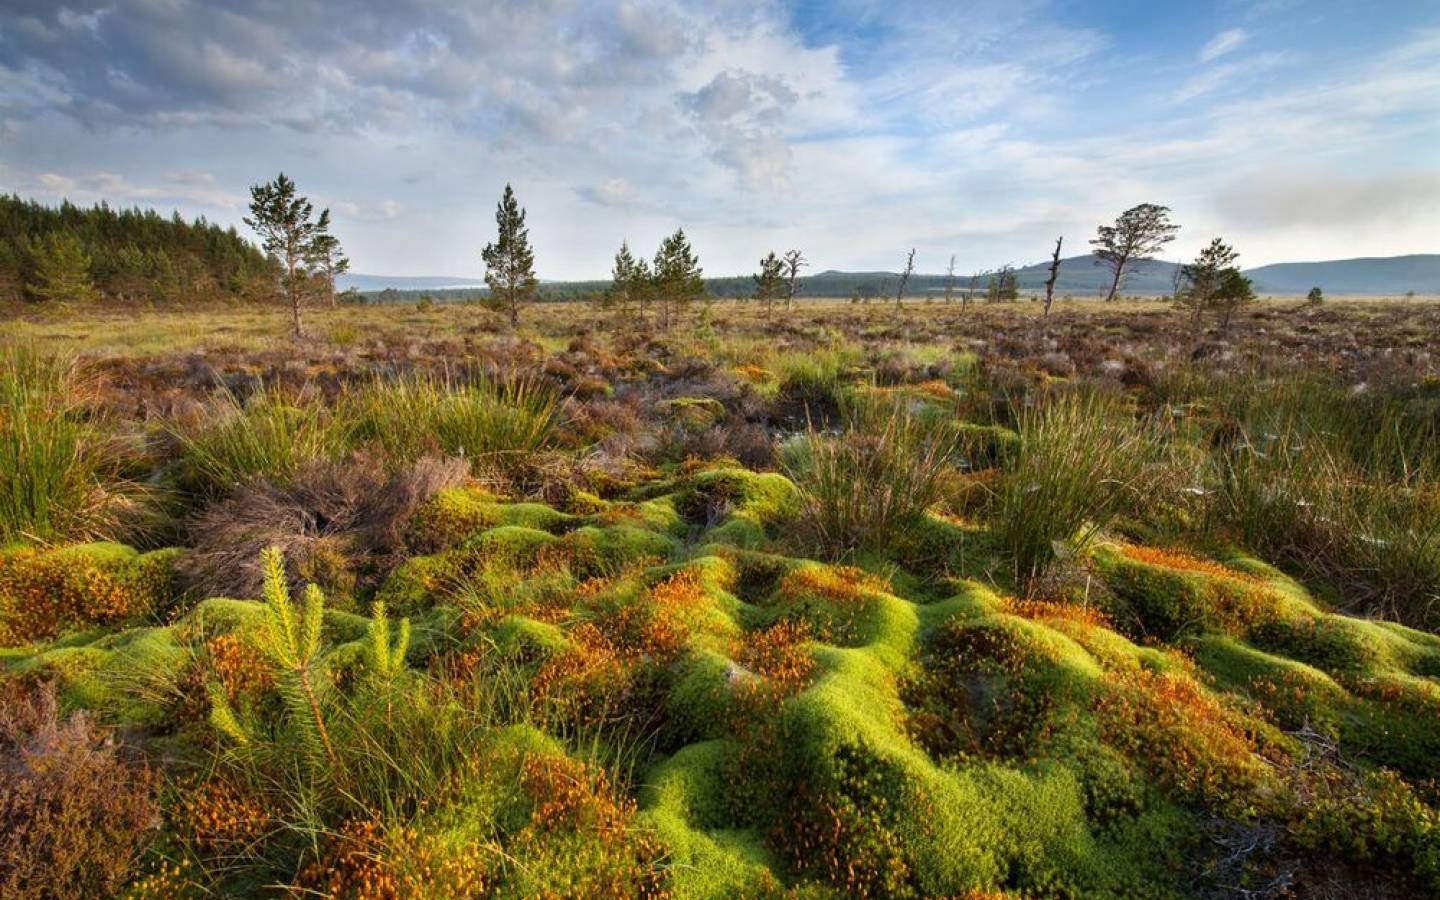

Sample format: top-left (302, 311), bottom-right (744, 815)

top-left (1242, 255), bottom-right (1439, 294)
top-left (350, 253), bottom-right (1439, 299)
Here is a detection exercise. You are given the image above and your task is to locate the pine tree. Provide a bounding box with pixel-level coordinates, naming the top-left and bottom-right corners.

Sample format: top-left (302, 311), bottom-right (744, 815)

top-left (753, 251), bottom-right (786, 318)
top-left (27, 230), bottom-right (99, 303)
top-left (208, 547), bottom-right (336, 767)
top-left (1091, 203), bottom-right (1179, 301)
top-left (245, 173), bottom-right (322, 336)
top-left (652, 228), bottom-right (704, 329)
top-left (307, 208), bottom-right (349, 307)
top-left (481, 184), bottom-right (538, 326)
top-left (608, 241), bottom-right (639, 319)
top-left (1176, 237), bottom-right (1240, 334)
top-left (988, 264), bottom-right (1018, 302)
top-left (1213, 268), bottom-right (1257, 336)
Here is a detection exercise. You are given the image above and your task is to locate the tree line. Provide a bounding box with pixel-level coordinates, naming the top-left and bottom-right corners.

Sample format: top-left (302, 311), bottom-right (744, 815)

top-left (0, 195), bottom-right (275, 304)
top-left (8, 177), bottom-right (1272, 339)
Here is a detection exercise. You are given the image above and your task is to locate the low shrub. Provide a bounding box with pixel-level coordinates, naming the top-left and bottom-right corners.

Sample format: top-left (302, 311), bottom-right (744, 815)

top-left (0, 682), bottom-right (157, 898)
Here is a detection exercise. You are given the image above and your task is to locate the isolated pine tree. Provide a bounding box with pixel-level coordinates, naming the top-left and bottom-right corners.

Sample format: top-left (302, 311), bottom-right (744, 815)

top-left (1213, 268), bottom-right (1257, 336)
top-left (28, 231), bottom-right (98, 303)
top-left (652, 228), bottom-right (704, 329)
top-left (1091, 203), bottom-right (1179, 301)
top-left (482, 184), bottom-right (538, 327)
top-left (245, 173), bottom-right (322, 336)
top-left (753, 251), bottom-right (786, 318)
top-left (1176, 237), bottom-right (1240, 334)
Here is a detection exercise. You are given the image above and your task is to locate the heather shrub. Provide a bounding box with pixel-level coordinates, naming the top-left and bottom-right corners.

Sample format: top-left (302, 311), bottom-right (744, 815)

top-left (0, 682), bottom-right (157, 898)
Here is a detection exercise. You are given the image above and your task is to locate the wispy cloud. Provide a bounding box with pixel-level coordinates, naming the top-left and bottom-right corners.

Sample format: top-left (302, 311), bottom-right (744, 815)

top-left (1200, 27), bottom-right (1250, 62)
top-left (0, 2), bottom-right (1434, 276)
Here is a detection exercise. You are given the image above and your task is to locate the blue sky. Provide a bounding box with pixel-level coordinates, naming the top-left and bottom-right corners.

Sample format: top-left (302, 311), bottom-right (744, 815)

top-left (1, 0), bottom-right (1436, 279)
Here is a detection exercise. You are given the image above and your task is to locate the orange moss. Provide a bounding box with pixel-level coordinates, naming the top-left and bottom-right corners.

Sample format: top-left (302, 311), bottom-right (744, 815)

top-left (292, 812), bottom-right (495, 898)
top-left (531, 622), bottom-right (628, 723)
top-left (204, 632), bottom-right (272, 704)
top-left (732, 619), bottom-right (815, 695)
top-left (599, 568), bottom-right (708, 662)
top-left (1003, 597), bottom-right (1112, 630)
top-left (779, 565), bottom-right (889, 604)
top-left (125, 856), bottom-right (200, 899)
top-left (171, 777), bottom-right (273, 856)
top-left (516, 754), bottom-right (670, 898)
top-left (0, 548), bottom-right (164, 644)
top-left (1095, 667), bottom-right (1278, 817)
top-left (1117, 544), bottom-right (1262, 585)
top-left (737, 364), bottom-right (770, 384)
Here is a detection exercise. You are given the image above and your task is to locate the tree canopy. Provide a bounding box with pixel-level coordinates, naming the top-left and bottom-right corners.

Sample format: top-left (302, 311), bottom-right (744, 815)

top-left (0, 194), bottom-right (274, 304)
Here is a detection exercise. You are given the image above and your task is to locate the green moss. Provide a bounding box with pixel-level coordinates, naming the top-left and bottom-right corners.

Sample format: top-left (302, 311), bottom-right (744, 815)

top-left (5, 464), bottom-right (1436, 894)
top-left (953, 422), bottom-right (1020, 468)
top-left (0, 540), bottom-right (185, 645)
top-left (657, 396), bottom-right (727, 427)
top-left (374, 552), bottom-right (459, 615)
top-left (1192, 634), bottom-right (1347, 734)
top-left (639, 740), bottom-right (781, 898)
top-left (562, 524), bottom-right (676, 575)
top-left (1094, 544), bottom-right (1310, 641)
top-left (413, 487), bottom-right (573, 549)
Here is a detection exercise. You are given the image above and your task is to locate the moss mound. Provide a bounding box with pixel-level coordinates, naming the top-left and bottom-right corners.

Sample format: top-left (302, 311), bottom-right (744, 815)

top-left (4, 470), bottom-right (1439, 896)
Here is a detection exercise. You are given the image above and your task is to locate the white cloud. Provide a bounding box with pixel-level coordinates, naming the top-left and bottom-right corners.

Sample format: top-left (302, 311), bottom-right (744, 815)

top-left (30, 170), bottom-right (243, 209)
top-left (1200, 27), bottom-right (1249, 62)
top-left (0, 4), bottom-right (1433, 277)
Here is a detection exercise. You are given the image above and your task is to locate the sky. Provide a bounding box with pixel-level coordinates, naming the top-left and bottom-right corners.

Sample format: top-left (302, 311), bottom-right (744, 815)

top-left (1, 0), bottom-right (1437, 279)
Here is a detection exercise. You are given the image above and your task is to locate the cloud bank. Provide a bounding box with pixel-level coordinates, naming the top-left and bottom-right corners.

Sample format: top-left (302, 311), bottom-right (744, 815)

top-left (1, 1), bottom-right (1436, 277)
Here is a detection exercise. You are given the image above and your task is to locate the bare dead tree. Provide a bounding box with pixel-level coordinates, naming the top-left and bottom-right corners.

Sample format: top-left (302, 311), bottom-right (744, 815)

top-left (895, 248), bottom-right (915, 309)
top-left (965, 271), bottom-right (981, 313)
top-left (943, 254), bottom-right (956, 304)
top-left (1042, 236), bottom-right (1063, 317)
top-left (782, 249), bottom-right (807, 310)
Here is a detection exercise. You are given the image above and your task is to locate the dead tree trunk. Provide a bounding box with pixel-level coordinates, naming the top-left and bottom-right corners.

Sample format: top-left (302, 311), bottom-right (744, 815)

top-left (895, 248), bottom-right (915, 309)
top-left (1042, 236), bottom-right (1063, 317)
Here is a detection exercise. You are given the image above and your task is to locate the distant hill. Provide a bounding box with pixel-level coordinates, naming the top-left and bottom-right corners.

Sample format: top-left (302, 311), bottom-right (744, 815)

top-left (1243, 255), bottom-right (1440, 294)
top-left (339, 273), bottom-right (487, 292)
top-left (352, 253), bottom-right (1439, 302)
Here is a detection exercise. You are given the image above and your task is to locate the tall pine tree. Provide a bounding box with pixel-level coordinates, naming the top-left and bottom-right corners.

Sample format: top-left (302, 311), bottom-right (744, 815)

top-left (307, 208), bottom-right (349, 308)
top-left (652, 228), bottom-right (703, 330)
top-left (608, 241), bottom-right (639, 319)
top-left (245, 173), bottom-right (322, 337)
top-left (482, 184), bottom-right (537, 327)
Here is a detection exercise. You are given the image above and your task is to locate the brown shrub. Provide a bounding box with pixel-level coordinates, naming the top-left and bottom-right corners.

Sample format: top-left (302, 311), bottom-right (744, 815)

top-left (178, 454), bottom-right (469, 600)
top-left (0, 683), bottom-right (157, 898)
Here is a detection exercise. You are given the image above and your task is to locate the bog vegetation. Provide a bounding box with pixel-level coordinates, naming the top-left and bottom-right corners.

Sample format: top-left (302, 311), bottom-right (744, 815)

top-left (1, 191), bottom-right (1439, 898)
